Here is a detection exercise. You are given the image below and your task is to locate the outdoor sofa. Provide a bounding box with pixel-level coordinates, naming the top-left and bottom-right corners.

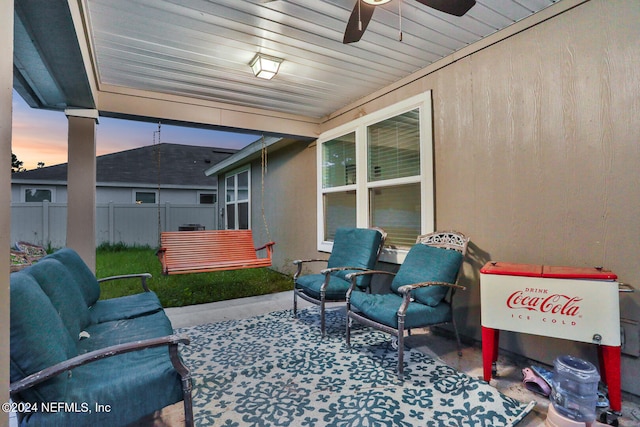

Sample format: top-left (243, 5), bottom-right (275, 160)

top-left (9, 248), bottom-right (193, 426)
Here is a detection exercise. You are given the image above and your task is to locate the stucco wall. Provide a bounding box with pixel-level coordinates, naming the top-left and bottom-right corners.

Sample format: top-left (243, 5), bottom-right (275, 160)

top-left (317, 0), bottom-right (640, 394)
top-left (249, 141), bottom-right (319, 277)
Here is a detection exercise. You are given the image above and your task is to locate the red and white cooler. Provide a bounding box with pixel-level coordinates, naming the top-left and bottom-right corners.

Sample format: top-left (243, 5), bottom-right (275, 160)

top-left (480, 262), bottom-right (622, 412)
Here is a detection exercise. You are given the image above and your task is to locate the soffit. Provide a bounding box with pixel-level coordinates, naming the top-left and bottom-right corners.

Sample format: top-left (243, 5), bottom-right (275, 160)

top-left (82, 0), bottom-right (566, 121)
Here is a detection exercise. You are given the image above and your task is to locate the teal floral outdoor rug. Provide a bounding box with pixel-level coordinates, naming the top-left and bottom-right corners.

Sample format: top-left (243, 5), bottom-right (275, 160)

top-left (177, 307), bottom-right (535, 427)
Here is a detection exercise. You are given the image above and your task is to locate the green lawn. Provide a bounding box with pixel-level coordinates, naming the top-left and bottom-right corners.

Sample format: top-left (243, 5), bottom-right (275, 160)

top-left (95, 244), bottom-right (293, 308)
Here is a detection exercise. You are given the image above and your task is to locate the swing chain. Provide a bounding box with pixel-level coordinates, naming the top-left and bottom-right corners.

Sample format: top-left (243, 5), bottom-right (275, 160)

top-left (261, 135), bottom-right (271, 243)
top-left (154, 122), bottom-right (162, 247)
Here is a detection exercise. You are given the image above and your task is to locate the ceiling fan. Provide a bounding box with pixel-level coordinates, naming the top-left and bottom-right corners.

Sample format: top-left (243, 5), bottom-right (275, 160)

top-left (343, 0), bottom-right (476, 44)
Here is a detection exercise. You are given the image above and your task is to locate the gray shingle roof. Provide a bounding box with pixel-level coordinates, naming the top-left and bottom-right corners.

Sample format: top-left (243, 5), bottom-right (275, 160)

top-left (13, 143), bottom-right (237, 186)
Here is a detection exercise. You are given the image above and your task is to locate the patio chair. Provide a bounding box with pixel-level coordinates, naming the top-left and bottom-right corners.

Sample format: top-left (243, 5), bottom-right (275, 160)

top-left (293, 227), bottom-right (387, 336)
top-left (345, 230), bottom-right (469, 379)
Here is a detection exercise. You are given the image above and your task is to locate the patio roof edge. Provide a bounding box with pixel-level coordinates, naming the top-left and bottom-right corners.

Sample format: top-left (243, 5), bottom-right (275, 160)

top-left (204, 136), bottom-right (313, 176)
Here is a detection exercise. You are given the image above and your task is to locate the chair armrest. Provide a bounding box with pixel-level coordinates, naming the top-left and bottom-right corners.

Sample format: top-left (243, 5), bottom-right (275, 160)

top-left (345, 270), bottom-right (397, 299)
top-left (345, 270), bottom-right (396, 282)
top-left (292, 259), bottom-right (329, 279)
top-left (293, 259), bottom-right (328, 265)
top-left (317, 267), bottom-right (375, 292)
top-left (320, 266), bottom-right (370, 275)
top-left (10, 334), bottom-right (190, 396)
top-left (396, 282), bottom-right (466, 316)
top-left (98, 273), bottom-right (153, 292)
top-left (397, 281), bottom-right (466, 295)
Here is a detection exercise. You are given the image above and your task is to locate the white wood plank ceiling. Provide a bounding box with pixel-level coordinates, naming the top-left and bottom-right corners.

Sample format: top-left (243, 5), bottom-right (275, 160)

top-left (84, 0), bottom-right (561, 119)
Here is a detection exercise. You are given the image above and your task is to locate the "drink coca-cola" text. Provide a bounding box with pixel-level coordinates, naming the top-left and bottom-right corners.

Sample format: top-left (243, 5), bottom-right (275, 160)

top-left (506, 291), bottom-right (581, 316)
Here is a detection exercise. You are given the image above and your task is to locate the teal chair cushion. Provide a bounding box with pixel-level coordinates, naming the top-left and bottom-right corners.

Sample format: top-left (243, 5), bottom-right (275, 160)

top-left (295, 274), bottom-right (351, 300)
top-left (78, 310), bottom-right (174, 354)
top-left (391, 244), bottom-right (463, 307)
top-left (295, 227), bottom-right (383, 300)
top-left (350, 291), bottom-right (452, 329)
top-left (10, 271), bottom-right (78, 403)
top-left (90, 292), bottom-right (163, 324)
top-left (18, 310), bottom-right (185, 426)
top-left (19, 346), bottom-right (184, 427)
top-left (25, 258), bottom-right (92, 338)
top-left (48, 248), bottom-right (101, 307)
top-left (327, 227), bottom-right (383, 287)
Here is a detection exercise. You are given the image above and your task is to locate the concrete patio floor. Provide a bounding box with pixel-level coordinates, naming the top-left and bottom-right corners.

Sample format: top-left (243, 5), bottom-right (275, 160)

top-left (165, 291), bottom-right (640, 427)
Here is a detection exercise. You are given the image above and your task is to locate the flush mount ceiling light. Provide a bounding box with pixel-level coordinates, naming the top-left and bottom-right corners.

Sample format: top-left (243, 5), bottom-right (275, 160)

top-left (362, 0), bottom-right (392, 4)
top-left (249, 53), bottom-right (283, 80)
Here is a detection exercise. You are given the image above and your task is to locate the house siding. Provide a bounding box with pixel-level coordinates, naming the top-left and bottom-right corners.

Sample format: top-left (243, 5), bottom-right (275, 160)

top-left (11, 184), bottom-right (217, 205)
top-left (216, 141), bottom-right (318, 277)
top-left (290, 0), bottom-right (640, 394)
top-left (250, 141), bottom-right (318, 276)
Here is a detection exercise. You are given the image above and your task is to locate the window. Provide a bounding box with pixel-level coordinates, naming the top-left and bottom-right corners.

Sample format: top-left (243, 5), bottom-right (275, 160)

top-left (134, 190), bottom-right (157, 204)
top-left (317, 92), bottom-right (434, 262)
top-left (23, 187), bottom-right (54, 202)
top-left (198, 192), bottom-right (217, 204)
top-left (321, 132), bottom-right (357, 240)
top-left (225, 167), bottom-right (250, 230)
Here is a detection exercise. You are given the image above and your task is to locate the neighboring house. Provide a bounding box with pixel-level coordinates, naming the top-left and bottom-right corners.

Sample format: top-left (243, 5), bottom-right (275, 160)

top-left (11, 143), bottom-right (238, 247)
top-left (12, 143), bottom-right (236, 205)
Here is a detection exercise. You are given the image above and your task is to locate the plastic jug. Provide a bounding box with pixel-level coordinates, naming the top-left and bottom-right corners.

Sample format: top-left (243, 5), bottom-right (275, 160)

top-left (545, 402), bottom-right (609, 427)
top-left (550, 355), bottom-right (600, 422)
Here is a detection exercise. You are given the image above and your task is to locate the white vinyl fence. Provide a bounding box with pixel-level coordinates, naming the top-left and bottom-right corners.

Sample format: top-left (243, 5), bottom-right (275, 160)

top-left (10, 201), bottom-right (219, 248)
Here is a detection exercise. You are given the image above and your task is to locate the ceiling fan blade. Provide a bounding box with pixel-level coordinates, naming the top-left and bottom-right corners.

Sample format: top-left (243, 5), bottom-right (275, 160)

top-left (415, 0), bottom-right (476, 17)
top-left (343, 1), bottom-right (376, 44)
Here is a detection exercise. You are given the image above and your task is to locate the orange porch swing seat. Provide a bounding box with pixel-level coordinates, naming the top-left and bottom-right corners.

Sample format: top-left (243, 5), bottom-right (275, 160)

top-left (157, 229), bottom-right (275, 275)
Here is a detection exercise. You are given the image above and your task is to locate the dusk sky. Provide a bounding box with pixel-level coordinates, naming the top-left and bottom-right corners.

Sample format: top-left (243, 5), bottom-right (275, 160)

top-left (11, 90), bottom-right (258, 171)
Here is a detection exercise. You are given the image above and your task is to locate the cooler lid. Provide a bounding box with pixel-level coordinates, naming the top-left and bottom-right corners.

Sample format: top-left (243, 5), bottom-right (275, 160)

top-left (480, 261), bottom-right (617, 280)
top-left (480, 262), bottom-right (543, 277)
top-left (541, 265), bottom-right (617, 280)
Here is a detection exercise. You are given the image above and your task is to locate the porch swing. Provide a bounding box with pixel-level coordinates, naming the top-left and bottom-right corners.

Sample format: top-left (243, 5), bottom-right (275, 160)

top-left (155, 126), bottom-right (275, 275)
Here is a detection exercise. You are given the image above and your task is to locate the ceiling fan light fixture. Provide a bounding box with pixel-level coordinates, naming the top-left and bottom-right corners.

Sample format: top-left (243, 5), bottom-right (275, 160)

top-left (249, 53), bottom-right (283, 80)
top-left (344, 0), bottom-right (475, 44)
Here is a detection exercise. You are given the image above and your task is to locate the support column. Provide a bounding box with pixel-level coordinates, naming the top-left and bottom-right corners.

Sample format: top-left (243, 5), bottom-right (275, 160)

top-left (65, 109), bottom-right (98, 272)
top-left (1, 1), bottom-right (13, 425)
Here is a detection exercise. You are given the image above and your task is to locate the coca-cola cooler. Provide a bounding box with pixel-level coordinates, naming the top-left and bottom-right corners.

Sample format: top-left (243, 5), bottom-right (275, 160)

top-left (480, 262), bottom-right (622, 412)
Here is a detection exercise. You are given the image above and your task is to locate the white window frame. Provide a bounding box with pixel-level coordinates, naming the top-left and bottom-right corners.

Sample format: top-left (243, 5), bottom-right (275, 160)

top-left (316, 92), bottom-right (434, 263)
top-left (132, 189), bottom-right (158, 204)
top-left (224, 165), bottom-right (251, 230)
top-left (21, 186), bottom-right (56, 203)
